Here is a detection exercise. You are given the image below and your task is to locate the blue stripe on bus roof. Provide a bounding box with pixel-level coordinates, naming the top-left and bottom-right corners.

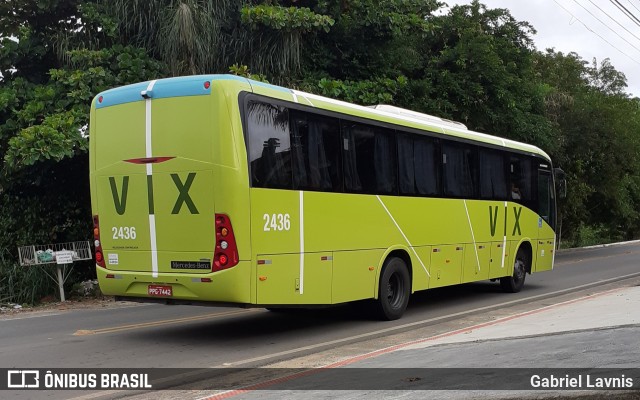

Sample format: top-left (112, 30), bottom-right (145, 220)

top-left (94, 82), bottom-right (149, 109)
top-left (95, 76), bottom-right (219, 108)
top-left (94, 74), bottom-right (290, 108)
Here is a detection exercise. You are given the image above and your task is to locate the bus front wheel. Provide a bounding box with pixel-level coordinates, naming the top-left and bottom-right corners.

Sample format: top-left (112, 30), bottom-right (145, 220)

top-left (375, 257), bottom-right (410, 320)
top-left (500, 247), bottom-right (528, 293)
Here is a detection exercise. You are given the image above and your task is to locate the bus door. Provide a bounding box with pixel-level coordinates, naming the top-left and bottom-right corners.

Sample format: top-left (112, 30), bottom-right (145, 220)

top-left (536, 169), bottom-right (555, 271)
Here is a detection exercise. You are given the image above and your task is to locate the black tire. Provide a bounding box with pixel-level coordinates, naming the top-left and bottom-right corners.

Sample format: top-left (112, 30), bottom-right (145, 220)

top-left (374, 257), bottom-right (410, 320)
top-left (500, 246), bottom-right (528, 293)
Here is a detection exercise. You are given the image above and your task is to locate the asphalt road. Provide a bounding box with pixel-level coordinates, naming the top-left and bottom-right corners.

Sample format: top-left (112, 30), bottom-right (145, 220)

top-left (1, 242), bottom-right (640, 398)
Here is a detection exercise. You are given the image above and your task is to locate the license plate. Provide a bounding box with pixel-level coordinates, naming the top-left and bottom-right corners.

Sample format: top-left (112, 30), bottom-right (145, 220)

top-left (148, 285), bottom-right (172, 297)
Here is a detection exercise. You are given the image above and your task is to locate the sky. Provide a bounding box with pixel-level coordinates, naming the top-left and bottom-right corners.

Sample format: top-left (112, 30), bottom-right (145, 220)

top-left (442, 0), bottom-right (640, 97)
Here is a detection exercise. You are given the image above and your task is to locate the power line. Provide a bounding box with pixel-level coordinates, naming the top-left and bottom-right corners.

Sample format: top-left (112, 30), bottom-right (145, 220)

top-left (585, 0), bottom-right (640, 44)
top-left (625, 0), bottom-right (640, 15)
top-left (610, 0), bottom-right (640, 27)
top-left (552, 0), bottom-right (640, 66)
top-left (573, 0), bottom-right (640, 54)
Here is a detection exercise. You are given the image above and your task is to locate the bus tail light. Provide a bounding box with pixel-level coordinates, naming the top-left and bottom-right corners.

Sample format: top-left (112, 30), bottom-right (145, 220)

top-left (93, 215), bottom-right (106, 268)
top-left (213, 214), bottom-right (238, 272)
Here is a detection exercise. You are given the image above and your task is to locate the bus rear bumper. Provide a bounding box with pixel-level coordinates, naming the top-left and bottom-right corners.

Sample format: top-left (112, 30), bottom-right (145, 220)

top-left (96, 261), bottom-right (252, 304)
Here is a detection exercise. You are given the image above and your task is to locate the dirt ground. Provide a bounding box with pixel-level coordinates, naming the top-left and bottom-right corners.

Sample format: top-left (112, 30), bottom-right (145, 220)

top-left (0, 296), bottom-right (139, 319)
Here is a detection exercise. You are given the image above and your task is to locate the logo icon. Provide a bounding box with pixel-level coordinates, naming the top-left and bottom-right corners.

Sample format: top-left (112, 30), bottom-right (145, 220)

top-left (7, 370), bottom-right (40, 388)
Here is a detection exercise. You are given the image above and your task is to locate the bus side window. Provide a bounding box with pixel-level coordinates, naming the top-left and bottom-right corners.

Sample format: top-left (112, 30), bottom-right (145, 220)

top-left (397, 132), bottom-right (439, 196)
top-left (442, 141), bottom-right (477, 198)
top-left (246, 101), bottom-right (292, 189)
top-left (509, 156), bottom-right (532, 204)
top-left (479, 149), bottom-right (507, 200)
top-left (291, 111), bottom-right (342, 192)
top-left (341, 121), bottom-right (397, 195)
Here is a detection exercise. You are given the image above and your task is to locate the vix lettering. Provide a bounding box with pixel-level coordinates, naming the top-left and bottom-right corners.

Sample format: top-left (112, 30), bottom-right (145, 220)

top-left (109, 173), bottom-right (199, 215)
top-left (489, 205), bottom-right (522, 237)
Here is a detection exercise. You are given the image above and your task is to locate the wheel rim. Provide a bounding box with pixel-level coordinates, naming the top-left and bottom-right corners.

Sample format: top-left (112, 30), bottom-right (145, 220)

top-left (386, 272), bottom-right (404, 309)
top-left (514, 257), bottom-right (526, 284)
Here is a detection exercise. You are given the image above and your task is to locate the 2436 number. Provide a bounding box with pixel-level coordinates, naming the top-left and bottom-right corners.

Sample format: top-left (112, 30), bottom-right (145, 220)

top-left (112, 226), bottom-right (137, 240)
top-left (263, 214), bottom-right (290, 231)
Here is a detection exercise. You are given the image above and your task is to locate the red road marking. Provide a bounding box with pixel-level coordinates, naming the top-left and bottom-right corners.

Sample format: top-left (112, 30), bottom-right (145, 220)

top-left (201, 285), bottom-right (628, 400)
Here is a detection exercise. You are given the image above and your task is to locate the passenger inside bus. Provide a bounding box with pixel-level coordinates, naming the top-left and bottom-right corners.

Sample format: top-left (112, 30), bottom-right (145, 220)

top-left (511, 183), bottom-right (522, 200)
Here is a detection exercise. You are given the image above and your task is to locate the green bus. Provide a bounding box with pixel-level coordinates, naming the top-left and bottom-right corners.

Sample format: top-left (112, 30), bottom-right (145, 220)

top-left (90, 75), bottom-right (559, 320)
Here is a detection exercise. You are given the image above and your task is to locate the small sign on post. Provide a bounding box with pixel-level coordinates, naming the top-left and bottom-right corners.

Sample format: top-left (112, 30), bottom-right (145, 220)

top-left (18, 241), bottom-right (92, 302)
top-left (56, 251), bottom-right (74, 265)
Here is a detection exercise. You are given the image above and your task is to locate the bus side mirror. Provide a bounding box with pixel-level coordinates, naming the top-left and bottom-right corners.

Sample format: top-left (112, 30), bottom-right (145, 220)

top-left (554, 168), bottom-right (567, 199)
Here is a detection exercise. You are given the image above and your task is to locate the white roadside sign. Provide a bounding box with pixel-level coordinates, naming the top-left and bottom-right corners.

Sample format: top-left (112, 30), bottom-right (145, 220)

top-left (56, 251), bottom-right (73, 265)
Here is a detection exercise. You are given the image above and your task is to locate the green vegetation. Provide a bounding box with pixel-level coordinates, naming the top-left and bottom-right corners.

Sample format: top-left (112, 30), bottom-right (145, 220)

top-left (1, 0), bottom-right (639, 303)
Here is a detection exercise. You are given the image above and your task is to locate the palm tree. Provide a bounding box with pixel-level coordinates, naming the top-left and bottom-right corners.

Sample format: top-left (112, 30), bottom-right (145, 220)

top-left (108, 0), bottom-right (320, 79)
top-left (110, 0), bottom-right (243, 76)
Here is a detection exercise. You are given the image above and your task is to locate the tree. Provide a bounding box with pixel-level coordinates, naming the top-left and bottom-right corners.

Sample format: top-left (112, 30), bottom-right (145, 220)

top-left (0, 0), bottom-right (166, 303)
top-left (294, 0), bottom-right (439, 108)
top-left (534, 50), bottom-right (640, 245)
top-left (303, 0), bottom-right (438, 80)
top-left (108, 0), bottom-right (334, 78)
top-left (416, 1), bottom-right (555, 151)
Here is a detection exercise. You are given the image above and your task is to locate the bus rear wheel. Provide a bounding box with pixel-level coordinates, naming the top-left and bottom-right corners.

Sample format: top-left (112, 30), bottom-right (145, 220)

top-left (500, 247), bottom-right (528, 293)
top-left (375, 257), bottom-right (410, 320)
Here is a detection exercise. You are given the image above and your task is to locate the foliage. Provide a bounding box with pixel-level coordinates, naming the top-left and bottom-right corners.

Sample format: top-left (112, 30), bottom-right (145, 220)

top-left (308, 76), bottom-right (408, 105)
top-left (6, 112), bottom-right (84, 167)
top-left (567, 224), bottom-right (615, 248)
top-left (0, 1), bottom-right (166, 304)
top-left (2, 45), bottom-right (165, 171)
top-left (0, 249), bottom-right (51, 305)
top-left (534, 49), bottom-right (640, 243)
top-left (108, 0), bottom-right (244, 76)
top-left (107, 0), bottom-right (334, 77)
top-left (418, 2), bottom-right (556, 149)
top-left (240, 4), bottom-right (334, 76)
top-left (229, 64), bottom-right (269, 83)
top-left (241, 5), bottom-right (334, 32)
top-left (0, 157), bottom-right (94, 303)
top-left (304, 0), bottom-right (439, 80)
